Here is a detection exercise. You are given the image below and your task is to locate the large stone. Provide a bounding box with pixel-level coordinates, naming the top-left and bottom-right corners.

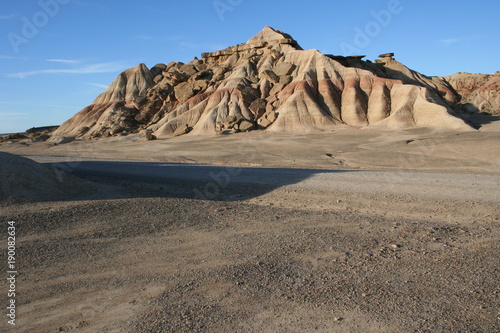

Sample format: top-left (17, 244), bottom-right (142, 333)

top-left (261, 70), bottom-right (280, 84)
top-left (257, 110), bottom-right (277, 128)
top-left (174, 82), bottom-right (196, 103)
top-left (378, 53), bottom-right (395, 59)
top-left (274, 62), bottom-right (295, 76)
top-left (237, 85), bottom-right (260, 103)
top-left (237, 119), bottom-right (255, 132)
top-left (249, 98), bottom-right (267, 119)
top-left (145, 130), bottom-right (156, 141)
top-left (150, 63), bottom-right (166, 77)
top-left (163, 71), bottom-right (190, 86)
top-left (193, 59), bottom-right (207, 72)
top-left (269, 83), bottom-right (286, 96)
top-left (212, 66), bottom-right (230, 81)
top-left (166, 61), bottom-right (184, 72)
top-left (221, 115), bottom-right (238, 129)
top-left (194, 70), bottom-right (213, 81)
top-left (180, 63), bottom-right (198, 76)
top-left (192, 80), bottom-right (208, 94)
top-left (375, 53), bottom-right (395, 64)
top-left (134, 96), bottom-right (148, 108)
top-left (153, 74), bottom-right (163, 84)
top-left (280, 75), bottom-right (293, 85)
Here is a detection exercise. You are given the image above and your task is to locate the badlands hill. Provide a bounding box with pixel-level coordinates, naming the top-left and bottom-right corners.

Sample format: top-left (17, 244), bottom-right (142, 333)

top-left (445, 71), bottom-right (500, 115)
top-left (52, 26), bottom-right (479, 140)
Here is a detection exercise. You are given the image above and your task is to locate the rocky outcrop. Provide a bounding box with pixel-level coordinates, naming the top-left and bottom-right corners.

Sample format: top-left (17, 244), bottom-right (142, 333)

top-left (444, 72), bottom-right (500, 115)
top-left (52, 26), bottom-right (475, 140)
top-left (374, 53), bottom-right (460, 105)
top-left (0, 126), bottom-right (58, 144)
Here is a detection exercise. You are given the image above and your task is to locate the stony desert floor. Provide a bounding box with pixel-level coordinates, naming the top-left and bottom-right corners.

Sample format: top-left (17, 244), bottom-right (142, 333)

top-left (0, 121), bottom-right (499, 332)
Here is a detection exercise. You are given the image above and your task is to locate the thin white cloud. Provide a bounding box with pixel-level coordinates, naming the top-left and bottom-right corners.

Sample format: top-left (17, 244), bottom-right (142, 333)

top-left (47, 59), bottom-right (81, 64)
top-left (7, 61), bottom-right (130, 79)
top-left (439, 35), bottom-right (484, 46)
top-left (0, 14), bottom-right (17, 20)
top-left (134, 35), bottom-right (153, 40)
top-left (440, 38), bottom-right (460, 46)
top-left (0, 101), bottom-right (76, 108)
top-left (0, 112), bottom-right (27, 117)
top-left (0, 55), bottom-right (26, 60)
top-left (85, 82), bottom-right (109, 89)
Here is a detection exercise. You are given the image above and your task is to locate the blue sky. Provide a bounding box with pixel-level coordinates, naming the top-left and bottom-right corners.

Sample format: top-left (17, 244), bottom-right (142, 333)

top-left (1, 0), bottom-right (499, 133)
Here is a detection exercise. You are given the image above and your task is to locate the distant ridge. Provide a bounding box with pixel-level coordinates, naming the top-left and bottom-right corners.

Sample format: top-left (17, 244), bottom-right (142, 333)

top-left (445, 71), bottom-right (500, 115)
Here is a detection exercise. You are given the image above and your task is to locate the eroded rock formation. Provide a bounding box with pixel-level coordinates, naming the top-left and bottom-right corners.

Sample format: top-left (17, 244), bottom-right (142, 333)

top-left (445, 72), bottom-right (500, 115)
top-left (52, 26), bottom-right (477, 140)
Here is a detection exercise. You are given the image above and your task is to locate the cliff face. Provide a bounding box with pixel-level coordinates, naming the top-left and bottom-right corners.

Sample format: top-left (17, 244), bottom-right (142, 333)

top-left (444, 72), bottom-right (500, 115)
top-left (52, 26), bottom-right (475, 140)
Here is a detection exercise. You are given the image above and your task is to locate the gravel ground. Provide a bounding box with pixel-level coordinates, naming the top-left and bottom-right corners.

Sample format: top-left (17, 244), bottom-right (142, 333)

top-left (0, 163), bottom-right (498, 332)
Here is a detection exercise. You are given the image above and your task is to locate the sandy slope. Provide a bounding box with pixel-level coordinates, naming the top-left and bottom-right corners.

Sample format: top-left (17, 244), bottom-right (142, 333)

top-left (2, 124), bottom-right (500, 173)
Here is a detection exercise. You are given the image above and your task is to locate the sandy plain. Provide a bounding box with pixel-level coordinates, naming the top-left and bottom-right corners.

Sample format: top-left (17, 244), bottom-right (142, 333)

top-left (0, 118), bottom-right (499, 332)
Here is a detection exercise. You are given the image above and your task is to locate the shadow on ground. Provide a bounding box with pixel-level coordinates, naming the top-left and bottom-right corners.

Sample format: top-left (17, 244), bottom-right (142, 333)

top-left (45, 160), bottom-right (349, 202)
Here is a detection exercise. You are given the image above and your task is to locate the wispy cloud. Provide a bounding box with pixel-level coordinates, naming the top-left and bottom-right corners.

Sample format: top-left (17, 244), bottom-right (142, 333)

top-left (134, 34), bottom-right (153, 40)
top-left (0, 55), bottom-right (26, 60)
top-left (7, 61), bottom-right (130, 79)
top-left (0, 14), bottom-right (17, 20)
top-left (0, 101), bottom-right (75, 108)
top-left (438, 35), bottom-right (484, 46)
top-left (85, 82), bottom-right (109, 89)
top-left (0, 112), bottom-right (27, 117)
top-left (47, 59), bottom-right (81, 64)
top-left (439, 38), bottom-right (460, 46)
